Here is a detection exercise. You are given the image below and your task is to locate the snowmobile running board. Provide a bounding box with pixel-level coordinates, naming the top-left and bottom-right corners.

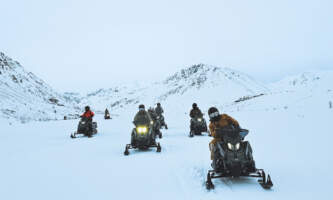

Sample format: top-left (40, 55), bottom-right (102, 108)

top-left (206, 169), bottom-right (273, 190)
top-left (124, 143), bottom-right (161, 156)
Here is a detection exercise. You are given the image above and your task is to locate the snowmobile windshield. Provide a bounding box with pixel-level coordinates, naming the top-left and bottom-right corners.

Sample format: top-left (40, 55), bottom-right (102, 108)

top-left (240, 129), bottom-right (249, 138)
top-left (215, 128), bottom-right (248, 144)
top-left (81, 117), bottom-right (90, 122)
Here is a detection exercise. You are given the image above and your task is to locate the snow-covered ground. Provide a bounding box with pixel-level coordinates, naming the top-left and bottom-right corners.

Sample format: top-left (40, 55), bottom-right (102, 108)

top-left (1, 84), bottom-right (332, 199)
top-left (1, 52), bottom-right (332, 199)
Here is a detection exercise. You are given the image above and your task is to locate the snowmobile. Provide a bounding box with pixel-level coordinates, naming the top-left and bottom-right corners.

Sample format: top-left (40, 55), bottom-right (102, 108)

top-left (70, 117), bottom-right (98, 138)
top-left (206, 127), bottom-right (273, 190)
top-left (124, 122), bottom-right (161, 155)
top-left (104, 109), bottom-right (111, 120)
top-left (189, 117), bottom-right (208, 137)
top-left (156, 115), bottom-right (168, 130)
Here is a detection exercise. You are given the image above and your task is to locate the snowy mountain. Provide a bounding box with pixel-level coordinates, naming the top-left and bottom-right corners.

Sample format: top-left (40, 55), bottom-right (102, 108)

top-left (2, 51), bottom-right (331, 124)
top-left (228, 70), bottom-right (333, 113)
top-left (270, 70), bottom-right (333, 92)
top-left (0, 52), bottom-right (80, 122)
top-left (78, 64), bottom-right (269, 115)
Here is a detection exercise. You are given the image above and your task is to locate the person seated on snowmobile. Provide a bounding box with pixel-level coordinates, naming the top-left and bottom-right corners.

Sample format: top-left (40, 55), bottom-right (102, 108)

top-left (81, 106), bottom-right (95, 136)
top-left (190, 103), bottom-right (203, 119)
top-left (155, 103), bottom-right (164, 117)
top-left (133, 104), bottom-right (153, 126)
top-left (148, 107), bottom-right (158, 121)
top-left (208, 107), bottom-right (239, 160)
top-left (81, 106), bottom-right (95, 121)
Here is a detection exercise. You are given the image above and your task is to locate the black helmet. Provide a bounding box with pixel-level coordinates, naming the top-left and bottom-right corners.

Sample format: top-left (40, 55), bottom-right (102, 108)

top-left (208, 107), bottom-right (220, 121)
top-left (157, 103), bottom-right (161, 106)
top-left (139, 104), bottom-right (145, 110)
top-left (85, 106), bottom-right (90, 112)
top-left (192, 103), bottom-right (197, 109)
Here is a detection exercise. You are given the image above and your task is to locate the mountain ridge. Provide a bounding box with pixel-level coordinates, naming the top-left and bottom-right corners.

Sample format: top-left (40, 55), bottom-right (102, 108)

top-left (0, 52), bottom-right (80, 122)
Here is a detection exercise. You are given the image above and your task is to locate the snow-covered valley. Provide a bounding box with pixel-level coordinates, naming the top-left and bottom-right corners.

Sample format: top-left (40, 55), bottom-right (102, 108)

top-left (1, 52), bottom-right (333, 200)
top-left (1, 93), bottom-right (332, 200)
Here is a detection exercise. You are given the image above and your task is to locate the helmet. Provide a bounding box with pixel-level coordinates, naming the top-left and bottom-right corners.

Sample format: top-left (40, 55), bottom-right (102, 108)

top-left (139, 104), bottom-right (145, 110)
top-left (208, 107), bottom-right (220, 121)
top-left (192, 103), bottom-right (197, 109)
top-left (85, 106), bottom-right (90, 112)
top-left (157, 103), bottom-right (161, 106)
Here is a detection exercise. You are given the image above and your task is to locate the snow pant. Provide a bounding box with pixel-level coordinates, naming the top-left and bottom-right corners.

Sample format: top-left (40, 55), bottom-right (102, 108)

top-left (209, 138), bottom-right (222, 160)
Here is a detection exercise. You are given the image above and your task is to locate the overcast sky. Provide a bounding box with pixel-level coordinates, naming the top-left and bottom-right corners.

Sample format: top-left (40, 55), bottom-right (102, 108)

top-left (1, 0), bottom-right (332, 93)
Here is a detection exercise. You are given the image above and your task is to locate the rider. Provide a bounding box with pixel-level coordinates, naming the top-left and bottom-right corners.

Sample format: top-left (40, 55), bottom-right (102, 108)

top-left (190, 103), bottom-right (203, 118)
top-left (81, 106), bottom-right (95, 137)
top-left (81, 106), bottom-right (95, 120)
top-left (148, 107), bottom-right (161, 136)
top-left (155, 103), bottom-right (168, 129)
top-left (155, 103), bottom-right (164, 116)
top-left (208, 107), bottom-right (239, 160)
top-left (148, 107), bottom-right (158, 121)
top-left (134, 104), bottom-right (153, 126)
top-left (132, 104), bottom-right (154, 145)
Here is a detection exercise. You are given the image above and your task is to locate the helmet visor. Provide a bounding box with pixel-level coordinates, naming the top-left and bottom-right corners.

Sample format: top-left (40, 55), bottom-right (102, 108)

top-left (209, 111), bottom-right (219, 119)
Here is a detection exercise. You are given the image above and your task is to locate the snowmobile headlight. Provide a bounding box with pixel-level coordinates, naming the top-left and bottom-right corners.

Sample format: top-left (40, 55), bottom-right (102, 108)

top-left (81, 121), bottom-right (86, 125)
top-left (136, 126), bottom-right (148, 134)
top-left (198, 118), bottom-right (202, 122)
top-left (235, 143), bottom-right (240, 150)
top-left (150, 121), bottom-right (154, 125)
top-left (227, 143), bottom-right (234, 150)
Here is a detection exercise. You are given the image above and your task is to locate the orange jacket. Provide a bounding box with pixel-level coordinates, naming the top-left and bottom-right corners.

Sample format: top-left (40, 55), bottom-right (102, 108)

top-left (209, 114), bottom-right (239, 138)
top-left (209, 114), bottom-right (239, 160)
top-left (81, 110), bottom-right (95, 118)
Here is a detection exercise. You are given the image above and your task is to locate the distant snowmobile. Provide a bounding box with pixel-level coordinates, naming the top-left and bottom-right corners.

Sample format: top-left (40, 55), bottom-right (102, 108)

top-left (70, 117), bottom-right (98, 138)
top-left (189, 117), bottom-right (209, 137)
top-left (104, 109), bottom-right (111, 120)
top-left (206, 127), bottom-right (273, 190)
top-left (124, 122), bottom-right (161, 155)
